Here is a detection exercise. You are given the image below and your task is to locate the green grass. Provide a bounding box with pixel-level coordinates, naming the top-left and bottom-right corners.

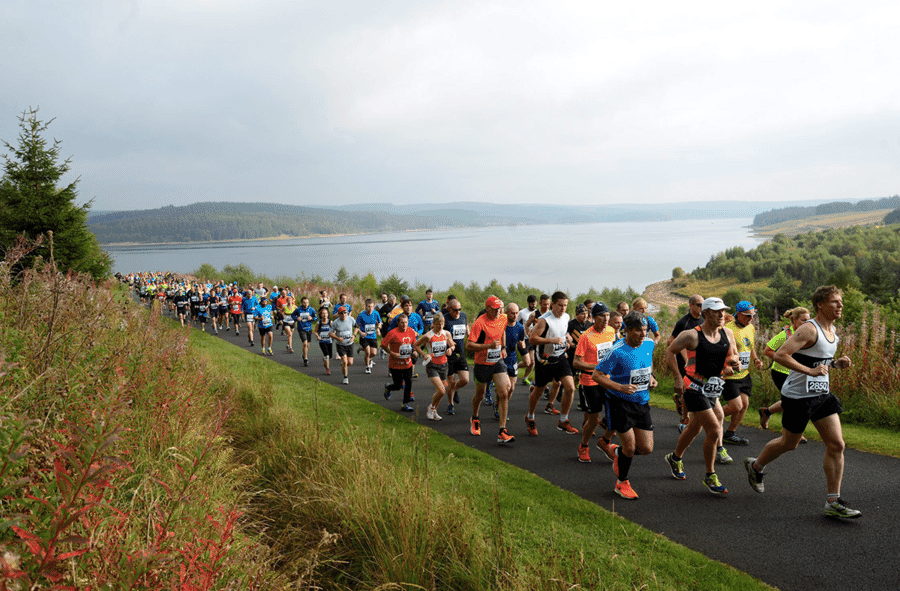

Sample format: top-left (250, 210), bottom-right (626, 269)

top-left (190, 330), bottom-right (773, 590)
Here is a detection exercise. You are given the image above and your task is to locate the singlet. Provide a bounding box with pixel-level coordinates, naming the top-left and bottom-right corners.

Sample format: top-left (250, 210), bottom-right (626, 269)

top-left (537, 310), bottom-right (569, 362)
top-left (766, 326), bottom-right (793, 375)
top-left (317, 321), bottom-right (332, 343)
top-left (684, 326), bottom-right (730, 398)
top-left (781, 319), bottom-right (837, 399)
top-left (282, 304), bottom-right (297, 325)
top-left (423, 329), bottom-right (451, 365)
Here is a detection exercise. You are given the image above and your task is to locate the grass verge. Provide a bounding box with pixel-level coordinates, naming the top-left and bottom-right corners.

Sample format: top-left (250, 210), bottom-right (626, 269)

top-left (191, 330), bottom-right (773, 590)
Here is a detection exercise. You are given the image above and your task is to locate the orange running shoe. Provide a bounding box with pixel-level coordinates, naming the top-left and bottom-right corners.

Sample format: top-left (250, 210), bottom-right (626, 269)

top-left (470, 417), bottom-right (481, 436)
top-left (615, 479), bottom-right (638, 499)
top-left (557, 420), bottom-right (579, 434)
top-left (497, 428), bottom-right (515, 444)
top-left (524, 416), bottom-right (538, 436)
top-left (578, 443), bottom-right (591, 463)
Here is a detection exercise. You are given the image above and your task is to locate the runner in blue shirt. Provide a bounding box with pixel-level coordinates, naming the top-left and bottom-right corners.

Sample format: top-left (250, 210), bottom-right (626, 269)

top-left (591, 311), bottom-right (658, 500)
top-left (355, 298), bottom-right (382, 374)
top-left (332, 293), bottom-right (352, 317)
top-left (416, 289), bottom-right (440, 331)
top-left (254, 297), bottom-right (275, 356)
top-left (241, 291), bottom-right (259, 347)
top-left (291, 296), bottom-right (317, 367)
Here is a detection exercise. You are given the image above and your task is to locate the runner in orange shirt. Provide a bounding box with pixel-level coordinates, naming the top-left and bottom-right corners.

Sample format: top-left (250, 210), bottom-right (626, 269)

top-left (467, 296), bottom-right (515, 443)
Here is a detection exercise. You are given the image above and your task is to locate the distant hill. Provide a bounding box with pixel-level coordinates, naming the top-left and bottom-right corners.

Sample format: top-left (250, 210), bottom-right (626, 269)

top-left (751, 195), bottom-right (900, 228)
top-left (88, 198), bottom-right (845, 245)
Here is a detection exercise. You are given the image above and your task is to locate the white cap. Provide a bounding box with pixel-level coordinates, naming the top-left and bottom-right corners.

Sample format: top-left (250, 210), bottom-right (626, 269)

top-left (701, 297), bottom-right (729, 312)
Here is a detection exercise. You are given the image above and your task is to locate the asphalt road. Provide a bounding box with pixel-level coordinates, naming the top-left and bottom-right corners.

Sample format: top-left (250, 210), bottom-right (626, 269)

top-left (206, 320), bottom-right (898, 591)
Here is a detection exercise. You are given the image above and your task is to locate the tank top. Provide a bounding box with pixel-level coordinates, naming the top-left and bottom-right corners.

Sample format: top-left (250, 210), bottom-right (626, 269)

top-left (684, 326), bottom-right (729, 398)
top-left (425, 330), bottom-right (451, 365)
top-left (538, 310), bottom-right (569, 362)
top-left (781, 319), bottom-right (837, 399)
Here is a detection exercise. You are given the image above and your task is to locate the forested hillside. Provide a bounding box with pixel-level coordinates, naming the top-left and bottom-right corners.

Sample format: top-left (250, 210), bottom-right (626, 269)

top-left (688, 223), bottom-right (900, 322)
top-left (87, 202), bottom-right (509, 244)
top-left (752, 195), bottom-right (900, 227)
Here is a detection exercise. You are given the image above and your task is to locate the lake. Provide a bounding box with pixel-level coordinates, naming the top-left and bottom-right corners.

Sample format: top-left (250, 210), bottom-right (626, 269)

top-left (106, 218), bottom-right (764, 295)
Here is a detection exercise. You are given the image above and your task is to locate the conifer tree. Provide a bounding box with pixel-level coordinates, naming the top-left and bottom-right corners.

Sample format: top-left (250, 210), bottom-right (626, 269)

top-left (0, 107), bottom-right (109, 279)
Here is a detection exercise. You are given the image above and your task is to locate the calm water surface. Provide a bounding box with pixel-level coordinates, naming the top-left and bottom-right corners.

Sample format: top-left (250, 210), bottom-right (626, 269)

top-left (107, 218), bottom-right (764, 295)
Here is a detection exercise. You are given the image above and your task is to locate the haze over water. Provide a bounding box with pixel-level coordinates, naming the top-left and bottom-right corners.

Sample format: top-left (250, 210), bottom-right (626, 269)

top-left (107, 218), bottom-right (764, 295)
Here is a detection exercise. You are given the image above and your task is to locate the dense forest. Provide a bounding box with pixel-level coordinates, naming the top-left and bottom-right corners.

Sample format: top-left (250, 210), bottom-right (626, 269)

top-left (687, 223), bottom-right (900, 323)
top-left (87, 202), bottom-right (510, 243)
top-left (751, 195), bottom-right (900, 227)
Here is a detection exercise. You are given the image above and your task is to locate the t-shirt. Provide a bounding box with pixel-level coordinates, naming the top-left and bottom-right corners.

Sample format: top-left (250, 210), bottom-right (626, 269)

top-left (254, 304), bottom-right (274, 328)
top-left (504, 322), bottom-right (525, 369)
top-left (574, 325), bottom-right (617, 386)
top-left (725, 319), bottom-right (756, 380)
top-left (382, 327), bottom-right (418, 370)
top-left (292, 306), bottom-right (316, 331)
top-left (333, 302), bottom-right (352, 316)
top-left (470, 313), bottom-right (506, 365)
top-left (595, 338), bottom-right (656, 404)
top-left (331, 317), bottom-right (356, 346)
top-left (443, 311), bottom-right (468, 358)
top-left (416, 300), bottom-right (440, 326)
top-left (389, 312), bottom-right (424, 335)
top-left (356, 310), bottom-right (381, 339)
top-left (228, 294), bottom-right (243, 314)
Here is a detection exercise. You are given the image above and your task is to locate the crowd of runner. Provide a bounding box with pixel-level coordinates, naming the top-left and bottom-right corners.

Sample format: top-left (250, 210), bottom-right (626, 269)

top-left (126, 272), bottom-right (860, 518)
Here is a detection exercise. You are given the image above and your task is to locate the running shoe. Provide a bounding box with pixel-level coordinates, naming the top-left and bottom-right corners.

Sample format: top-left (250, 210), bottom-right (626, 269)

top-left (673, 393), bottom-right (683, 417)
top-left (493, 406), bottom-right (500, 420)
top-left (446, 404), bottom-right (455, 415)
top-left (249, 341), bottom-right (254, 347)
top-left (325, 368), bottom-right (331, 375)
top-left (677, 422), bottom-right (688, 433)
top-left (287, 346), bottom-right (293, 353)
top-left (610, 444), bottom-right (620, 478)
top-left (665, 453), bottom-right (686, 480)
top-left (470, 417), bottom-right (481, 436)
top-left (745, 457), bottom-right (764, 493)
top-left (525, 416), bottom-right (538, 436)
top-left (758, 406), bottom-right (770, 430)
top-left (824, 498), bottom-right (861, 519)
top-left (484, 382), bottom-right (494, 406)
top-left (427, 406), bottom-right (442, 421)
top-left (703, 473), bottom-right (728, 495)
top-left (235, 330), bottom-right (239, 336)
top-left (557, 420), bottom-right (579, 434)
top-left (596, 438), bottom-right (615, 461)
top-left (497, 428), bottom-right (515, 444)
top-left (412, 372), bottom-right (419, 379)
top-left (453, 392), bottom-right (460, 404)
top-left (716, 447), bottom-right (733, 465)
top-left (401, 404), bottom-right (414, 412)
top-left (303, 358), bottom-right (308, 367)
top-left (383, 383), bottom-right (392, 400)
top-left (615, 480), bottom-right (639, 500)
top-left (578, 443), bottom-right (591, 463)
top-left (543, 390), bottom-right (550, 400)
top-left (365, 367), bottom-right (371, 374)
top-left (544, 404), bottom-right (560, 416)
top-left (523, 378), bottom-right (533, 387)
top-left (342, 377), bottom-right (349, 385)
top-left (722, 432), bottom-right (749, 446)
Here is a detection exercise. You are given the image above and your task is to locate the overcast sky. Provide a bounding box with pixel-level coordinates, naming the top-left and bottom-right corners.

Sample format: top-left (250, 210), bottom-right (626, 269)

top-left (2, 0), bottom-right (899, 211)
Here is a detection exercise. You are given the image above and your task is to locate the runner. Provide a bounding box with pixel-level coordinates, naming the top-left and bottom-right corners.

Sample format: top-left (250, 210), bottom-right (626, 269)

top-left (415, 313), bottom-right (455, 420)
top-left (526, 291), bottom-right (579, 435)
top-left (330, 305), bottom-right (356, 385)
top-left (609, 311), bottom-right (624, 339)
top-left (332, 293), bottom-right (352, 317)
top-left (504, 303), bottom-right (527, 395)
top-left (745, 285), bottom-right (860, 518)
top-left (669, 295), bottom-right (704, 427)
top-left (173, 287), bottom-right (189, 328)
top-left (216, 286), bottom-right (229, 329)
top-left (759, 307), bottom-right (811, 441)
top-left (571, 302), bottom-right (617, 463)
top-left (591, 311), bottom-right (658, 499)
top-left (416, 289), bottom-right (440, 332)
top-left (616, 301), bottom-right (630, 318)
top-left (227, 288), bottom-right (243, 336)
top-left (282, 295), bottom-right (297, 353)
top-left (720, 301), bottom-right (764, 447)
top-left (443, 298), bottom-right (470, 415)
top-left (241, 290), bottom-right (258, 347)
top-left (631, 298), bottom-right (660, 344)
top-left (314, 307), bottom-right (333, 375)
top-left (568, 304), bottom-right (591, 411)
top-left (381, 313), bottom-right (417, 412)
top-left (517, 295), bottom-right (538, 386)
top-left (293, 296), bottom-right (317, 366)
top-left (196, 288), bottom-right (209, 332)
top-left (665, 297), bottom-right (740, 495)
top-left (467, 296), bottom-right (515, 443)
top-left (254, 296), bottom-right (275, 355)
top-left (378, 294), bottom-right (398, 359)
top-left (355, 298), bottom-right (382, 373)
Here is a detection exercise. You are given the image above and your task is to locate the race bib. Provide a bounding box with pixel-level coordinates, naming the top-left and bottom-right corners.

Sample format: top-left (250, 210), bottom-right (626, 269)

top-left (339, 330), bottom-right (352, 344)
top-left (806, 364), bottom-right (830, 394)
top-left (365, 323), bottom-right (375, 334)
top-left (452, 324), bottom-right (467, 340)
top-left (738, 351), bottom-right (751, 370)
top-left (424, 310), bottom-right (434, 320)
top-left (552, 341), bottom-right (567, 357)
top-left (630, 367), bottom-right (652, 391)
top-left (398, 344), bottom-right (413, 359)
top-left (596, 341), bottom-right (612, 361)
top-left (432, 340), bottom-right (447, 357)
top-left (283, 317), bottom-right (295, 325)
top-left (245, 314), bottom-right (254, 322)
top-left (702, 376), bottom-right (725, 397)
top-left (319, 330), bottom-right (330, 341)
top-left (486, 347), bottom-right (502, 363)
